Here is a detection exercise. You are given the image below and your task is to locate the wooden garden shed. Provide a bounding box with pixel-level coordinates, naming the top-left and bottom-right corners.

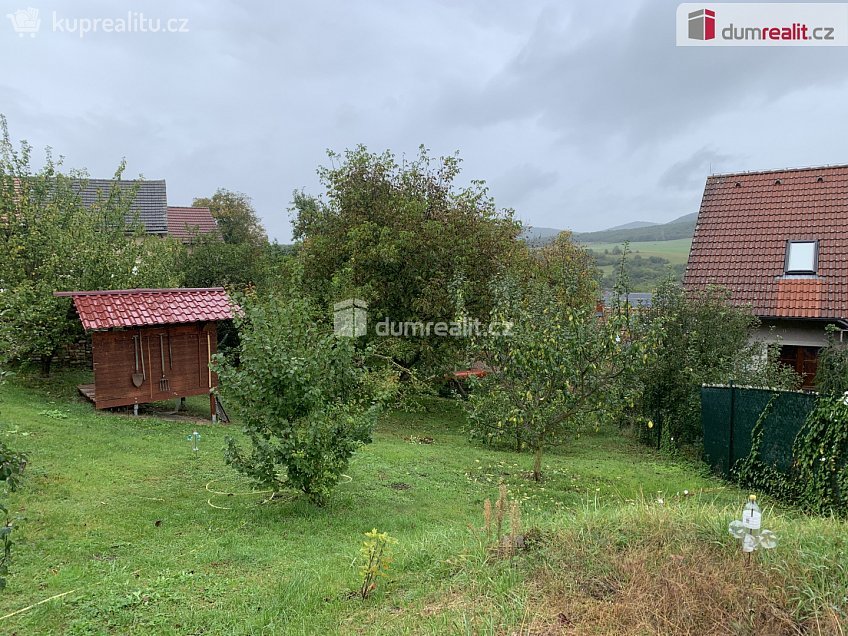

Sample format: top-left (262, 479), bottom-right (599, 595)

top-left (54, 288), bottom-right (234, 416)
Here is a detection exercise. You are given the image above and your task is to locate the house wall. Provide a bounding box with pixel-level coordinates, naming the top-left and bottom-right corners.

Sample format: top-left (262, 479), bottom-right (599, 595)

top-left (91, 322), bottom-right (218, 409)
top-left (750, 318), bottom-right (843, 348)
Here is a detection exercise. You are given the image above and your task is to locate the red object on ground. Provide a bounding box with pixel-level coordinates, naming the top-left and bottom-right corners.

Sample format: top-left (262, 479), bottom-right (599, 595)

top-left (452, 369), bottom-right (488, 379)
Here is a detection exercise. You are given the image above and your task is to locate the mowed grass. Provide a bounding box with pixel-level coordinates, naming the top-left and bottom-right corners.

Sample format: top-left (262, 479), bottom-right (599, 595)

top-left (0, 370), bottom-right (845, 634)
top-left (582, 238), bottom-right (693, 265)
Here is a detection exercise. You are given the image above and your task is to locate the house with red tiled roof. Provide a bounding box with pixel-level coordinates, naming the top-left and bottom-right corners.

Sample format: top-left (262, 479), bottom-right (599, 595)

top-left (684, 164), bottom-right (848, 386)
top-left (167, 206), bottom-right (221, 243)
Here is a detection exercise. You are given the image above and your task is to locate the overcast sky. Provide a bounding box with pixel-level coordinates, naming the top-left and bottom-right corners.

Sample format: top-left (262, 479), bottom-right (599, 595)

top-left (2, 1), bottom-right (847, 242)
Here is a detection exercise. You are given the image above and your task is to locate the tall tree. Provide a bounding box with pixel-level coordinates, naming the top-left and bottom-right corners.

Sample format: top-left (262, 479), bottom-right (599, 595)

top-left (291, 145), bottom-right (522, 375)
top-left (511, 230), bottom-right (600, 310)
top-left (193, 189), bottom-right (267, 247)
top-left (0, 118), bottom-right (183, 373)
top-left (464, 236), bottom-right (632, 481)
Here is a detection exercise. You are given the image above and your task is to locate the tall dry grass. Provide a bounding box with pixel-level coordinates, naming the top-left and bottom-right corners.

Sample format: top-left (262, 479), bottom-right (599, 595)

top-left (518, 497), bottom-right (846, 635)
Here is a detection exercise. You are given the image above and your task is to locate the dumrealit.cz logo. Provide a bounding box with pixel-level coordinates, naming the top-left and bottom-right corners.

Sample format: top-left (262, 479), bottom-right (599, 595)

top-left (688, 9), bottom-right (716, 40)
top-left (677, 3), bottom-right (848, 46)
top-left (331, 298), bottom-right (512, 339)
top-left (333, 298), bottom-right (368, 338)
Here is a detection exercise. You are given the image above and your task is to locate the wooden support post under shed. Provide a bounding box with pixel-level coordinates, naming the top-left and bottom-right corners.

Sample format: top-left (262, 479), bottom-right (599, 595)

top-left (56, 288), bottom-right (234, 421)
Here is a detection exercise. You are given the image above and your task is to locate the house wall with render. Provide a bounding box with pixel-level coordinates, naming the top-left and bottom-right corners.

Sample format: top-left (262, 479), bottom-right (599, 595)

top-left (749, 318), bottom-right (846, 387)
top-left (750, 318), bottom-right (842, 348)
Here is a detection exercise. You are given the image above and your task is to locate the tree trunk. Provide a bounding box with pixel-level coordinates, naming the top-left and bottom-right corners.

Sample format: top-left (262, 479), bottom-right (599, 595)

top-left (532, 445), bottom-right (543, 482)
top-left (40, 353), bottom-right (53, 377)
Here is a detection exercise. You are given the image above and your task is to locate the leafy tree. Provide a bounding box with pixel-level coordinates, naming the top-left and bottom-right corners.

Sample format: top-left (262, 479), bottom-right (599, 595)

top-left (511, 231), bottom-right (599, 309)
top-left (193, 189), bottom-right (268, 247)
top-left (180, 239), bottom-right (295, 357)
top-left (180, 234), bottom-right (271, 290)
top-left (0, 118), bottom-right (183, 373)
top-left (212, 292), bottom-right (385, 505)
top-left (465, 256), bottom-right (636, 481)
top-left (291, 145), bottom-right (521, 376)
top-left (631, 279), bottom-right (800, 446)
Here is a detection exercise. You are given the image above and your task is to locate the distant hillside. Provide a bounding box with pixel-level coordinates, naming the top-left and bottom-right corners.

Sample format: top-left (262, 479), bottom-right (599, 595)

top-left (520, 226), bottom-right (564, 247)
top-left (573, 213), bottom-right (697, 244)
top-left (605, 220), bottom-right (658, 231)
top-left (518, 214), bottom-right (696, 292)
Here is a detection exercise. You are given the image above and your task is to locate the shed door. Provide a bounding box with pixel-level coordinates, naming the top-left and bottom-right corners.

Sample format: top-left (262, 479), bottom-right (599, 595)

top-left (167, 332), bottom-right (203, 392)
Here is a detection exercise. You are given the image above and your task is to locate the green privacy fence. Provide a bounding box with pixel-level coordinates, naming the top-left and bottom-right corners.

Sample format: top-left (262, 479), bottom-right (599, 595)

top-left (701, 384), bottom-right (816, 477)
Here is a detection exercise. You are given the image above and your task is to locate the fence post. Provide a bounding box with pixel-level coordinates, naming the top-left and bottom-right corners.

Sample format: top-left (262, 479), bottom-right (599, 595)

top-left (727, 380), bottom-right (735, 476)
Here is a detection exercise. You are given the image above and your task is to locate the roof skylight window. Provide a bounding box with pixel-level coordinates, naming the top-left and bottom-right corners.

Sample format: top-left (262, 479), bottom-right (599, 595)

top-left (785, 241), bottom-right (818, 275)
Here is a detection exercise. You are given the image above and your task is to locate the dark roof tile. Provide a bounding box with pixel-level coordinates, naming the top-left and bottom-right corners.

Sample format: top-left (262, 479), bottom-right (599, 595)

top-left (75, 179), bottom-right (168, 234)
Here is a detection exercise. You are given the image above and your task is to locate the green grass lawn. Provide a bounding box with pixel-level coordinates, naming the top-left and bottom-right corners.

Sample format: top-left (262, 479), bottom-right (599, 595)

top-left (0, 370), bottom-right (844, 634)
top-left (583, 238), bottom-right (693, 265)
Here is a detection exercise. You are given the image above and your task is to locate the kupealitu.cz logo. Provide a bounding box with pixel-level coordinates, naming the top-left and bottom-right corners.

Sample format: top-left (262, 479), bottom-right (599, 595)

top-left (6, 7), bottom-right (39, 37)
top-left (677, 3), bottom-right (848, 46)
top-left (6, 6), bottom-right (190, 38)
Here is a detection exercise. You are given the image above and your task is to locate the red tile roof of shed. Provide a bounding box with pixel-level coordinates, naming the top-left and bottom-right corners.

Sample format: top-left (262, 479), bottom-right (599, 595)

top-left (167, 206), bottom-right (220, 243)
top-left (54, 288), bottom-right (234, 331)
top-left (683, 164), bottom-right (848, 320)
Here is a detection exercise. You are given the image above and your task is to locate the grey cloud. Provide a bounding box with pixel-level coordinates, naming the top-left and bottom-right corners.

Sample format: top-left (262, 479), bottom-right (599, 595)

top-left (491, 163), bottom-right (558, 208)
top-left (1, 0), bottom-right (847, 240)
top-left (659, 148), bottom-right (736, 191)
top-left (432, 2), bottom-right (848, 147)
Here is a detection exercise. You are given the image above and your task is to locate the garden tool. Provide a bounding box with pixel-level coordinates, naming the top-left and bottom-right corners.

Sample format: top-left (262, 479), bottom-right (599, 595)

top-left (159, 334), bottom-right (170, 392)
top-left (132, 335), bottom-right (144, 388)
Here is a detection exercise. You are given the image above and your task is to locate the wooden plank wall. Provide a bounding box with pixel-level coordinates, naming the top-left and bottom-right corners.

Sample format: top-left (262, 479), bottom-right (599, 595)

top-left (91, 322), bottom-right (218, 409)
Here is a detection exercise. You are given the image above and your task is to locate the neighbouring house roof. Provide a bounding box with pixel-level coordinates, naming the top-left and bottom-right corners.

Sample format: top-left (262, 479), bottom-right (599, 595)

top-left (684, 164), bottom-right (848, 321)
top-left (602, 292), bottom-right (653, 308)
top-left (167, 206), bottom-right (220, 243)
top-left (54, 288), bottom-right (234, 331)
top-left (75, 179), bottom-right (168, 235)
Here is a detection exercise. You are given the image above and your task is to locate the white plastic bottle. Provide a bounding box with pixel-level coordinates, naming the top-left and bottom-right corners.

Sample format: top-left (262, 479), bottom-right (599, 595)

top-left (741, 494), bottom-right (761, 552)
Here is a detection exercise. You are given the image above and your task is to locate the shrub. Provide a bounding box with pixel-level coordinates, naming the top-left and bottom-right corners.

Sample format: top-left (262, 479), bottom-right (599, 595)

top-left (0, 370), bottom-right (25, 590)
top-left (736, 393), bottom-right (848, 516)
top-left (814, 324), bottom-right (848, 397)
top-left (632, 280), bottom-right (799, 445)
top-left (213, 292), bottom-right (382, 506)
